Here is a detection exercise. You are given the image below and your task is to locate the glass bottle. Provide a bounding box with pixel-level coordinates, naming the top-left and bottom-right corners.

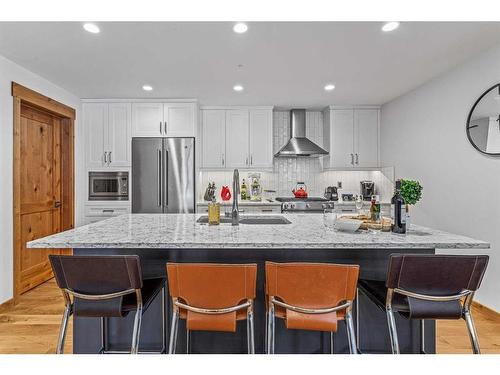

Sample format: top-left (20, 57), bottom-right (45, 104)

top-left (207, 198), bottom-right (220, 225)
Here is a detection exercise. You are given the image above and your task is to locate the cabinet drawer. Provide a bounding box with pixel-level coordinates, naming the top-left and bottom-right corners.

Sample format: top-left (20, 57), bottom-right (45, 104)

top-left (85, 205), bottom-right (130, 217)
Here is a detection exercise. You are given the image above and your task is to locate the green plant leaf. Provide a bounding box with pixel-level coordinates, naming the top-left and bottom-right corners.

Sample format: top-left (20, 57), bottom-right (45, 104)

top-left (400, 179), bottom-right (423, 206)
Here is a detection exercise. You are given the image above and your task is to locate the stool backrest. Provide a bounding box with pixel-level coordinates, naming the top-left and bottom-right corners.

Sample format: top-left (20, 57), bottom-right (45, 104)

top-left (166, 263), bottom-right (257, 308)
top-left (49, 255), bottom-right (143, 294)
top-left (265, 262), bottom-right (359, 308)
top-left (386, 254), bottom-right (489, 293)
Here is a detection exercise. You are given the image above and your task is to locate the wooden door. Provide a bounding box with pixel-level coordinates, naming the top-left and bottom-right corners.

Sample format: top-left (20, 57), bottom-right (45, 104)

top-left (249, 109), bottom-right (273, 169)
top-left (225, 109), bottom-right (250, 168)
top-left (107, 103), bottom-right (131, 167)
top-left (163, 103), bottom-right (196, 137)
top-left (354, 109), bottom-right (379, 167)
top-left (17, 105), bottom-right (63, 293)
top-left (201, 110), bottom-right (226, 168)
top-left (131, 103), bottom-right (163, 137)
top-left (331, 109), bottom-right (355, 168)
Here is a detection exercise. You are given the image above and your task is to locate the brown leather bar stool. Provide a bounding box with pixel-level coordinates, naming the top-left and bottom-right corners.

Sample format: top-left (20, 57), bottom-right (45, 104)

top-left (49, 255), bottom-right (166, 354)
top-left (357, 254), bottom-right (489, 354)
top-left (166, 263), bottom-right (257, 354)
top-left (265, 261), bottom-right (360, 354)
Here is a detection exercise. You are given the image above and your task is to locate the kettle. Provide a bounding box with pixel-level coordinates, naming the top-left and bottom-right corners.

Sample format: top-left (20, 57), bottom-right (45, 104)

top-left (220, 186), bottom-right (232, 201)
top-left (292, 182), bottom-right (308, 198)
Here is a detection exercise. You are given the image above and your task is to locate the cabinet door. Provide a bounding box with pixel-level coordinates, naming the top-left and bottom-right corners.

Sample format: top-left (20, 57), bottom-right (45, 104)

top-left (354, 109), bottom-right (379, 167)
top-left (131, 103), bottom-right (163, 137)
top-left (201, 110), bottom-right (226, 168)
top-left (164, 103), bottom-right (196, 137)
top-left (249, 109), bottom-right (273, 168)
top-left (107, 103), bottom-right (132, 167)
top-left (331, 109), bottom-right (355, 168)
top-left (225, 110), bottom-right (250, 168)
top-left (84, 103), bottom-right (107, 168)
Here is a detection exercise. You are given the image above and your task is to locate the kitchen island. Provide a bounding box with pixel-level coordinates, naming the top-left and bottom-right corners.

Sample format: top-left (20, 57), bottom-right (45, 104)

top-left (28, 214), bottom-right (489, 354)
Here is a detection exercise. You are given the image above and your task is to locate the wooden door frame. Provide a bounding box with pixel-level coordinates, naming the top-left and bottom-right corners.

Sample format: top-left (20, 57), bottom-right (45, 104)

top-left (12, 82), bottom-right (76, 298)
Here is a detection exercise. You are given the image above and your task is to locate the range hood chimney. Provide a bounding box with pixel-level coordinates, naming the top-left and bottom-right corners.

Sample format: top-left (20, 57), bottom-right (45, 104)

top-left (274, 109), bottom-right (329, 157)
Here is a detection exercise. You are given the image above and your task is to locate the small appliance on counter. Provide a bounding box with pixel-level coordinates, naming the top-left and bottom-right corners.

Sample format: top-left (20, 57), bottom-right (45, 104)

top-left (292, 182), bottom-right (308, 198)
top-left (204, 182), bottom-right (216, 202)
top-left (324, 186), bottom-right (339, 201)
top-left (360, 181), bottom-right (375, 201)
top-left (342, 193), bottom-right (354, 201)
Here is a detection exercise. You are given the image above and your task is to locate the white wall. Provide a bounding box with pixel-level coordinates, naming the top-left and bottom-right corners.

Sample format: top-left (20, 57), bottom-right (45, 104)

top-left (381, 43), bottom-right (500, 311)
top-left (0, 55), bottom-right (83, 304)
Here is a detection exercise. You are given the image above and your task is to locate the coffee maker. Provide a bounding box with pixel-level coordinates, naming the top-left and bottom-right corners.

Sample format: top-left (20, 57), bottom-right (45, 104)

top-left (360, 181), bottom-right (375, 201)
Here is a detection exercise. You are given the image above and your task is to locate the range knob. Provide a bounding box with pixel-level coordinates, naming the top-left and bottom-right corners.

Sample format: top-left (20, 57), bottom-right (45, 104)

top-left (306, 203), bottom-right (310, 208)
top-left (321, 203), bottom-right (327, 209)
top-left (290, 203), bottom-right (296, 209)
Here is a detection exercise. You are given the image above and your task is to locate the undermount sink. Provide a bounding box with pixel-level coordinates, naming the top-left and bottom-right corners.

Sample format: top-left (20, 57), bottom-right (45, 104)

top-left (196, 215), bottom-right (291, 225)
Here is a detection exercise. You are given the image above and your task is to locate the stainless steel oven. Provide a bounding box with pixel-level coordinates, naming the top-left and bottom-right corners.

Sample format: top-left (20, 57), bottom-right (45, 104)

top-left (88, 171), bottom-right (129, 201)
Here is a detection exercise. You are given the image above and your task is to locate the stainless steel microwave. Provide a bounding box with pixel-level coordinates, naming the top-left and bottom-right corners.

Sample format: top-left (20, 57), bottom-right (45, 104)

top-left (88, 171), bottom-right (129, 201)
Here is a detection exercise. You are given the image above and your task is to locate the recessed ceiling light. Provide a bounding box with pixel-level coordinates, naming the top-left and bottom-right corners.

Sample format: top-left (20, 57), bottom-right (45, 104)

top-left (233, 85), bottom-right (244, 92)
top-left (382, 22), bottom-right (400, 32)
top-left (142, 85), bottom-right (153, 91)
top-left (324, 84), bottom-right (335, 91)
top-left (233, 23), bottom-right (248, 34)
top-left (83, 23), bottom-right (100, 34)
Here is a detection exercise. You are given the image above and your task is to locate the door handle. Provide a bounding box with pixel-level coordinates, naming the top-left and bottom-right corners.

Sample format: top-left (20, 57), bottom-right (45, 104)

top-left (157, 149), bottom-right (162, 207)
top-left (108, 151), bottom-right (112, 165)
top-left (54, 201), bottom-right (61, 208)
top-left (355, 153), bottom-right (359, 165)
top-left (350, 153), bottom-right (354, 165)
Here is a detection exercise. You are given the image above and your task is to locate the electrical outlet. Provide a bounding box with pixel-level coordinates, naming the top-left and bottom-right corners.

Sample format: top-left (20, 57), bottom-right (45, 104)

top-left (337, 181), bottom-right (342, 189)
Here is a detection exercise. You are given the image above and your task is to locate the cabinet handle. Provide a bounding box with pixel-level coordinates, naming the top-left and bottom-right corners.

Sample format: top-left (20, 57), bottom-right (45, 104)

top-left (355, 153), bottom-right (359, 165)
top-left (246, 156), bottom-right (249, 166)
top-left (251, 155), bottom-right (253, 165)
top-left (350, 153), bottom-right (354, 165)
top-left (104, 151), bottom-right (108, 164)
top-left (108, 151), bottom-right (112, 165)
top-left (102, 209), bottom-right (114, 213)
top-left (222, 154), bottom-right (225, 166)
top-left (160, 121), bottom-right (162, 135)
top-left (261, 209), bottom-right (273, 212)
top-left (164, 121), bottom-right (167, 135)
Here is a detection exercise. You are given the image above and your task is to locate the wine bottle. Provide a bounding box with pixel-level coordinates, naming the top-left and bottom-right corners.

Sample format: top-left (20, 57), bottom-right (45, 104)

top-left (391, 180), bottom-right (406, 234)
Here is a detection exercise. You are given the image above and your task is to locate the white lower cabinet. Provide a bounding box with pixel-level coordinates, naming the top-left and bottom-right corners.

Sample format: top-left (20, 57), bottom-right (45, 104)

top-left (84, 204), bottom-right (131, 224)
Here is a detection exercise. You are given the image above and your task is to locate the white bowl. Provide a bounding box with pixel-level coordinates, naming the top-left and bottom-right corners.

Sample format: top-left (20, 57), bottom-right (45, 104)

top-left (334, 219), bottom-right (363, 233)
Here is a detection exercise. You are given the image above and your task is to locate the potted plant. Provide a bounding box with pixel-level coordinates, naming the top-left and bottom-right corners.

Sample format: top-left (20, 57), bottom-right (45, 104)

top-left (400, 179), bottom-right (423, 230)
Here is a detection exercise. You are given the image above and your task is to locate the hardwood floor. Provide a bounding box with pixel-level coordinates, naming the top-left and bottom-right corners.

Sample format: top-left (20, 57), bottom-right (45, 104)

top-left (0, 279), bottom-right (498, 354)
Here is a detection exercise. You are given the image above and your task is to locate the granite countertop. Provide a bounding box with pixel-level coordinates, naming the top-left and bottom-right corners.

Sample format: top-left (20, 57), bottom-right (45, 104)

top-left (27, 213), bottom-right (490, 250)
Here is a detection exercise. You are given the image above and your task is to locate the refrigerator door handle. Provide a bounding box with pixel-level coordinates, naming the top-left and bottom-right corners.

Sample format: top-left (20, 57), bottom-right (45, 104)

top-left (165, 150), bottom-right (169, 206)
top-left (157, 149), bottom-right (162, 207)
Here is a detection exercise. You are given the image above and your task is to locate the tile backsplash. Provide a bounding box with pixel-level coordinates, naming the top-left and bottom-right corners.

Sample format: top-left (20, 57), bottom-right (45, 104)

top-left (199, 110), bottom-right (394, 202)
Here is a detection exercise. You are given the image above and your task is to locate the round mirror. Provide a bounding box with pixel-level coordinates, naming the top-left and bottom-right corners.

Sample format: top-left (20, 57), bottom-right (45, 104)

top-left (467, 84), bottom-right (500, 155)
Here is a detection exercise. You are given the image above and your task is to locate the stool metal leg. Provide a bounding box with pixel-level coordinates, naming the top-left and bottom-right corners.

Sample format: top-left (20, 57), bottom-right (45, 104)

top-left (247, 301), bottom-right (255, 354)
top-left (186, 329), bottom-right (190, 354)
top-left (330, 332), bottom-right (334, 354)
top-left (420, 320), bottom-right (425, 354)
top-left (131, 305), bottom-right (143, 354)
top-left (267, 302), bottom-right (275, 354)
top-left (345, 304), bottom-right (357, 354)
top-left (464, 310), bottom-right (480, 354)
top-left (386, 288), bottom-right (400, 354)
top-left (56, 303), bottom-right (72, 354)
top-left (168, 303), bottom-right (180, 354)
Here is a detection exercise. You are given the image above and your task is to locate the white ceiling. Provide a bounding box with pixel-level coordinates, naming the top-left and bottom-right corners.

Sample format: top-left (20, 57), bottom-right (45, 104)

top-left (1, 22), bottom-right (500, 107)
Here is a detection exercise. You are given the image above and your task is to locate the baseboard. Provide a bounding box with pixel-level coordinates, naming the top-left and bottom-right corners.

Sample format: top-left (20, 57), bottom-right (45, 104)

top-left (472, 301), bottom-right (500, 320)
top-left (0, 298), bottom-right (15, 313)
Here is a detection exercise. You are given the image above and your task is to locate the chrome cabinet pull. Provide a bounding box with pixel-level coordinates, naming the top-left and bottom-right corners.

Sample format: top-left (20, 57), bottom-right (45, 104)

top-left (355, 153), bottom-right (359, 165)
top-left (251, 155), bottom-right (253, 165)
top-left (164, 121), bottom-right (167, 135)
top-left (246, 156), bottom-right (249, 166)
top-left (104, 151), bottom-right (108, 165)
top-left (160, 121), bottom-right (162, 135)
top-left (102, 209), bottom-right (114, 213)
top-left (350, 153), bottom-right (354, 165)
top-left (222, 153), bottom-right (225, 166)
top-left (108, 151), bottom-right (112, 165)
top-left (157, 149), bottom-right (162, 206)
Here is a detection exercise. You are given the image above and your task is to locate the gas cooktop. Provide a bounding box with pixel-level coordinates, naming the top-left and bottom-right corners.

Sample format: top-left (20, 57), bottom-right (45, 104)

top-left (275, 197), bottom-right (328, 202)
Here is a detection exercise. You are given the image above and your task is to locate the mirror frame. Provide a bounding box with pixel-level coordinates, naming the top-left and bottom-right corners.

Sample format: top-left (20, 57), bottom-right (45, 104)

top-left (466, 83), bottom-right (500, 156)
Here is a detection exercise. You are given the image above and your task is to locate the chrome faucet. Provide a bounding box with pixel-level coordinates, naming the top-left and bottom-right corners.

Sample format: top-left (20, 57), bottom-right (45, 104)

top-left (232, 169), bottom-right (240, 226)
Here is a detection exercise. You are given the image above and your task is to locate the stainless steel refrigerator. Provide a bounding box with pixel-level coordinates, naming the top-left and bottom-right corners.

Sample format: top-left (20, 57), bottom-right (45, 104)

top-left (132, 137), bottom-right (195, 213)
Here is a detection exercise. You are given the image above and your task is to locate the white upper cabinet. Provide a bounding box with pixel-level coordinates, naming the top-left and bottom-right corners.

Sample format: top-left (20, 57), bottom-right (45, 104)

top-left (323, 106), bottom-right (380, 169)
top-left (225, 110), bottom-right (250, 168)
top-left (249, 109), bottom-right (273, 168)
top-left (107, 103), bottom-right (132, 167)
top-left (354, 109), bottom-right (379, 167)
top-left (132, 102), bottom-right (196, 137)
top-left (84, 102), bottom-right (132, 169)
top-left (201, 110), bottom-right (226, 168)
top-left (131, 103), bottom-right (163, 137)
top-left (84, 103), bottom-right (107, 168)
top-left (200, 107), bottom-right (274, 170)
top-left (163, 103), bottom-right (196, 137)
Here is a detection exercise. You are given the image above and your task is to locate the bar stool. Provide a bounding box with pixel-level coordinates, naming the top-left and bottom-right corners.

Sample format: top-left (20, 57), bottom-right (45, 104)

top-left (166, 263), bottom-right (257, 354)
top-left (265, 261), bottom-right (360, 354)
top-left (357, 254), bottom-right (489, 354)
top-left (49, 255), bottom-right (166, 354)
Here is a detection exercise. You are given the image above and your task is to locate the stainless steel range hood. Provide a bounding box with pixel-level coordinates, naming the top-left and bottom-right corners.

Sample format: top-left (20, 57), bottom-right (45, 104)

top-left (274, 109), bottom-right (329, 157)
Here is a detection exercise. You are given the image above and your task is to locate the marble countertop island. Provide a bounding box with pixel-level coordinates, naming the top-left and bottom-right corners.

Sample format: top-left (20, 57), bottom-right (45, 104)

top-left (27, 213), bottom-right (489, 250)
